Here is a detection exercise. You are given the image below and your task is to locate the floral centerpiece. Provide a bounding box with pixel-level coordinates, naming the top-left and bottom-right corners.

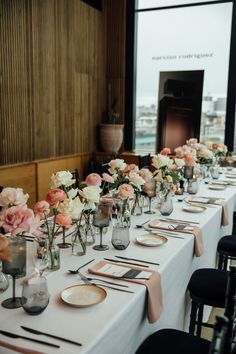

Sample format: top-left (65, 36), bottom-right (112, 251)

top-left (151, 149), bottom-right (180, 199)
top-left (0, 187), bottom-right (41, 237)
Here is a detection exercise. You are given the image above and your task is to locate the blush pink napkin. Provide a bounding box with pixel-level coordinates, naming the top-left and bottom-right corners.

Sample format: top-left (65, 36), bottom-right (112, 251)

top-left (88, 260), bottom-right (163, 324)
top-left (220, 202), bottom-right (229, 226)
top-left (148, 220), bottom-right (203, 257)
top-left (0, 340), bottom-right (45, 354)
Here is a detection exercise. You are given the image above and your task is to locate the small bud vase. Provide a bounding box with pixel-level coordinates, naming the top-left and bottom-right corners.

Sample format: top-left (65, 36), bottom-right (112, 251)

top-left (159, 191), bottom-right (173, 216)
top-left (47, 241), bottom-right (60, 271)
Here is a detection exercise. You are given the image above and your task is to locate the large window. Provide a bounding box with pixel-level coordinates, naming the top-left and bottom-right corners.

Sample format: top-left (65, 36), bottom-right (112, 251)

top-left (134, 1), bottom-right (233, 153)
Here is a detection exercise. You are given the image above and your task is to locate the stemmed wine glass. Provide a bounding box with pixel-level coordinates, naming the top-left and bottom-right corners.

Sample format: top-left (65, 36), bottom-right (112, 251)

top-left (144, 179), bottom-right (156, 214)
top-left (1, 237), bottom-right (26, 309)
top-left (93, 202), bottom-right (110, 251)
top-left (21, 237), bottom-right (50, 315)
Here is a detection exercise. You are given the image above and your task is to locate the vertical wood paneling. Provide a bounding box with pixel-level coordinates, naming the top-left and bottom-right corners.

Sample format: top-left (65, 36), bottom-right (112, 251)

top-left (0, 0), bottom-right (107, 165)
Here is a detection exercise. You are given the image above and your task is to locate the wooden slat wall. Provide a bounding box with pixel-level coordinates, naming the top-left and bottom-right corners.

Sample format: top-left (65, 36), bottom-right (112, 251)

top-left (0, 0), bottom-right (107, 165)
top-left (105, 0), bottom-right (126, 125)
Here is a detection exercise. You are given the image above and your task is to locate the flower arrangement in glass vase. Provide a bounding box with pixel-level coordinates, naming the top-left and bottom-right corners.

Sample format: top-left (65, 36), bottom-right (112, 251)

top-left (151, 149), bottom-right (181, 215)
top-left (102, 159), bottom-right (147, 216)
top-left (0, 187), bottom-right (41, 307)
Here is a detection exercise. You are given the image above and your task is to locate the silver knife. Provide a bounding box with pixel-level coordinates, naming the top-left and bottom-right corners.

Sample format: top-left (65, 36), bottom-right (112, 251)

top-left (0, 330), bottom-right (60, 348)
top-left (77, 270), bottom-right (134, 293)
top-left (21, 326), bottom-right (82, 346)
top-left (103, 258), bottom-right (149, 268)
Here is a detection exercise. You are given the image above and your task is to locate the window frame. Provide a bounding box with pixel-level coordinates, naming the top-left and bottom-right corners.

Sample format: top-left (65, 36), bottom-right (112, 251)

top-left (124, 0), bottom-right (236, 152)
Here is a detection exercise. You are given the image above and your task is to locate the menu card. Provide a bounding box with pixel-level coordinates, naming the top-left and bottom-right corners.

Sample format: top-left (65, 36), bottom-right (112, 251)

top-left (98, 263), bottom-right (151, 280)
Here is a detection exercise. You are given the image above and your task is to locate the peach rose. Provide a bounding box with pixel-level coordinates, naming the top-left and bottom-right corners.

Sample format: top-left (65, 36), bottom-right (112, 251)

top-left (55, 214), bottom-right (72, 229)
top-left (118, 184), bottom-right (135, 200)
top-left (184, 153), bottom-right (196, 166)
top-left (0, 235), bottom-right (12, 261)
top-left (45, 189), bottom-right (66, 206)
top-left (139, 168), bottom-right (153, 182)
top-left (85, 173), bottom-right (102, 187)
top-left (33, 201), bottom-right (50, 219)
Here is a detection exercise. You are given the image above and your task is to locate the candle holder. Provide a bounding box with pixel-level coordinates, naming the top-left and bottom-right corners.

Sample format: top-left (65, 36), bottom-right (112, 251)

top-left (183, 166), bottom-right (194, 193)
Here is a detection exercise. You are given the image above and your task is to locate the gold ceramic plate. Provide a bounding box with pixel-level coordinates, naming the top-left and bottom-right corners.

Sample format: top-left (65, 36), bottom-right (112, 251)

top-left (61, 284), bottom-right (107, 307)
top-left (182, 205), bottom-right (206, 213)
top-left (136, 234), bottom-right (168, 247)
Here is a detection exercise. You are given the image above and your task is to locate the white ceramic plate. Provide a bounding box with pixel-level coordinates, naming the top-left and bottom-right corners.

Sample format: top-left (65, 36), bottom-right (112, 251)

top-left (182, 205), bottom-right (206, 213)
top-left (61, 284), bottom-right (107, 307)
top-left (208, 185), bottom-right (226, 190)
top-left (225, 174), bottom-right (236, 179)
top-left (136, 234), bottom-right (168, 247)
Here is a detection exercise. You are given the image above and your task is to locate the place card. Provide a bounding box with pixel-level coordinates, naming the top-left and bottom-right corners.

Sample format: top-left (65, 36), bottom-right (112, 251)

top-left (98, 263), bottom-right (151, 280)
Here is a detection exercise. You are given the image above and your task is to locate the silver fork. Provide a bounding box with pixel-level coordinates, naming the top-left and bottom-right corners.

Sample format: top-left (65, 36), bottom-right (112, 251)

top-left (77, 271), bottom-right (134, 293)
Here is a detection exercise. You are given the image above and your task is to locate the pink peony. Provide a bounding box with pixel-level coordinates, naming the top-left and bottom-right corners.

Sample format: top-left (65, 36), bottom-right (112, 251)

top-left (0, 235), bottom-right (12, 261)
top-left (33, 201), bottom-right (50, 219)
top-left (45, 189), bottom-right (66, 206)
top-left (85, 173), bottom-right (102, 187)
top-left (102, 173), bottom-right (114, 184)
top-left (160, 148), bottom-right (171, 156)
top-left (0, 205), bottom-right (41, 235)
top-left (139, 168), bottom-right (153, 182)
top-left (55, 214), bottom-right (72, 229)
top-left (118, 184), bottom-right (135, 200)
top-left (0, 187), bottom-right (29, 209)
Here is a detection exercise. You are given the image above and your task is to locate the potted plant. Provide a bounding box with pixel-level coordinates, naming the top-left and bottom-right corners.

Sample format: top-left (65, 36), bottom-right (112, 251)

top-left (99, 84), bottom-right (124, 154)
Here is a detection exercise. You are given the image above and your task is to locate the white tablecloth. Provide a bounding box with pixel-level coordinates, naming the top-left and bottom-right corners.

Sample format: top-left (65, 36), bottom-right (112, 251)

top-left (1, 174), bottom-right (236, 354)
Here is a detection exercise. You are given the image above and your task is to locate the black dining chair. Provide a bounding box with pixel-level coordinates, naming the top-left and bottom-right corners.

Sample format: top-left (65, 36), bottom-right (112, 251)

top-left (135, 266), bottom-right (236, 354)
top-left (138, 153), bottom-right (151, 169)
top-left (217, 234), bottom-right (236, 271)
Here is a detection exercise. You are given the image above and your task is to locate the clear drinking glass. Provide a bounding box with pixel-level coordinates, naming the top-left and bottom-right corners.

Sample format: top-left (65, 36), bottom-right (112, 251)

top-left (21, 276), bottom-right (49, 315)
top-left (111, 225), bottom-right (130, 250)
top-left (93, 202), bottom-right (110, 251)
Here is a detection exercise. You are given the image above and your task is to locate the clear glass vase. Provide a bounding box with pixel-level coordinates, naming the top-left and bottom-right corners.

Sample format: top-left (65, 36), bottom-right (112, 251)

top-left (132, 193), bottom-right (143, 216)
top-left (47, 241), bottom-right (60, 271)
top-left (160, 192), bottom-right (173, 216)
top-left (71, 225), bottom-right (86, 256)
top-left (83, 211), bottom-right (96, 246)
top-left (0, 261), bottom-right (9, 293)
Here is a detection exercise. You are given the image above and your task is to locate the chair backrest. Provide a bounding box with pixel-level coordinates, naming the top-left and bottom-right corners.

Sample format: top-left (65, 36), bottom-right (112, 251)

top-left (224, 265), bottom-right (236, 354)
top-left (71, 169), bottom-right (79, 189)
top-left (138, 154), bottom-right (151, 169)
top-left (208, 315), bottom-right (229, 354)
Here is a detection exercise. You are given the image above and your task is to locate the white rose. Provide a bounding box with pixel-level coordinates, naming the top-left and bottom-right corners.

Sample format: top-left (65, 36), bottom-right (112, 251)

top-left (79, 186), bottom-right (101, 210)
top-left (152, 154), bottom-right (173, 169)
top-left (174, 158), bottom-right (185, 168)
top-left (51, 171), bottom-right (75, 188)
top-left (108, 159), bottom-right (127, 174)
top-left (70, 197), bottom-right (84, 219)
top-left (67, 188), bottom-right (78, 199)
top-left (58, 198), bottom-right (73, 214)
top-left (128, 172), bottom-right (145, 190)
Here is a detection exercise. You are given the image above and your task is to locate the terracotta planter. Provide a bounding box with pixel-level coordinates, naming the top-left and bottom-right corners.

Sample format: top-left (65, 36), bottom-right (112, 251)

top-left (99, 124), bottom-right (124, 153)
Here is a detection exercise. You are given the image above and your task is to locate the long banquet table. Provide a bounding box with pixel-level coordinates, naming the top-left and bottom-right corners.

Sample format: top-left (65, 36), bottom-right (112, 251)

top-left (1, 172), bottom-right (236, 354)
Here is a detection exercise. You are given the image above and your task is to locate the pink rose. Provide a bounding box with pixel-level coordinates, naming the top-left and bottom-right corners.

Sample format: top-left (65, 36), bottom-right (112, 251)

top-left (85, 173), bottom-right (102, 187)
top-left (122, 164), bottom-right (139, 174)
top-left (0, 235), bottom-right (12, 261)
top-left (55, 214), bottom-right (72, 229)
top-left (45, 189), bottom-right (66, 206)
top-left (33, 201), bottom-right (50, 219)
top-left (118, 184), bottom-right (135, 200)
top-left (139, 168), bottom-right (153, 182)
top-left (174, 146), bottom-right (185, 158)
top-left (160, 148), bottom-right (171, 156)
top-left (0, 205), bottom-right (41, 235)
top-left (0, 187), bottom-right (29, 208)
top-left (102, 173), bottom-right (115, 184)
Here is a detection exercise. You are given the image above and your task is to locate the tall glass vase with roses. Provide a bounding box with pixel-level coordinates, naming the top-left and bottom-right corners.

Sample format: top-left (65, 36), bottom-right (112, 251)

top-left (79, 182), bottom-right (102, 245)
top-left (34, 188), bottom-right (72, 271)
top-left (0, 187), bottom-right (40, 308)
